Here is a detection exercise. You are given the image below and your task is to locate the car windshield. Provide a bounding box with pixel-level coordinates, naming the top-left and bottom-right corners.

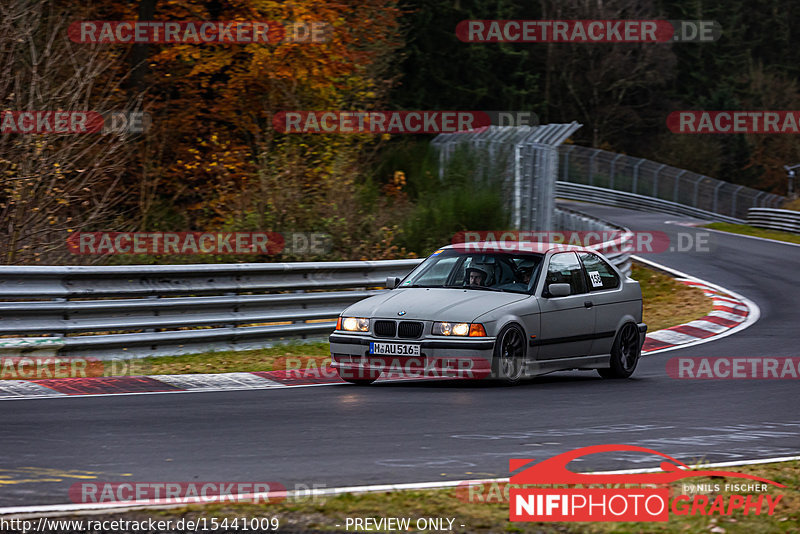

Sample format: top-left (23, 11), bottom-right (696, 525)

top-left (399, 250), bottom-right (543, 293)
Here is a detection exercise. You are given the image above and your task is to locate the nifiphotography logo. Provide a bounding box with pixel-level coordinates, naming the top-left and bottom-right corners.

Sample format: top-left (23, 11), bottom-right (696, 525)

top-left (509, 444), bottom-right (784, 522)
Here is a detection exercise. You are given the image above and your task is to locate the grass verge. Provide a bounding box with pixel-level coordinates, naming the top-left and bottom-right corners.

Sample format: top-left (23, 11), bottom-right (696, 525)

top-left (137, 342), bottom-right (331, 376)
top-left (704, 222), bottom-right (800, 245)
top-left (54, 460), bottom-right (799, 533)
top-left (125, 264), bottom-right (711, 376)
top-left (631, 263), bottom-right (712, 332)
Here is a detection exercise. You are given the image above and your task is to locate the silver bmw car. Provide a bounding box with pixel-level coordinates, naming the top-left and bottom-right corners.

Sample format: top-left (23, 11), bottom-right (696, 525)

top-left (329, 241), bottom-right (647, 385)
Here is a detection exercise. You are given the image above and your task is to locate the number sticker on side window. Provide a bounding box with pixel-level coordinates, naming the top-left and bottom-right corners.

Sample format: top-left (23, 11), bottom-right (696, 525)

top-left (588, 271), bottom-right (603, 288)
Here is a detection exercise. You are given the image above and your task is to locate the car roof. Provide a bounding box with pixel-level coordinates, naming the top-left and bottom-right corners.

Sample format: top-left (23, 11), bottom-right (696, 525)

top-left (443, 241), bottom-right (594, 254)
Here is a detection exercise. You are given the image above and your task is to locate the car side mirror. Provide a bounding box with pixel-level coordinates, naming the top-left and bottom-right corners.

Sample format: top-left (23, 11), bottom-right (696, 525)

top-left (547, 283), bottom-right (571, 297)
top-left (386, 276), bottom-right (401, 289)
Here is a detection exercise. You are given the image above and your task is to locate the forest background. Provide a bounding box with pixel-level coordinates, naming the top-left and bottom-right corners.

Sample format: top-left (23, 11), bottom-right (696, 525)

top-left (2, 0), bottom-right (797, 264)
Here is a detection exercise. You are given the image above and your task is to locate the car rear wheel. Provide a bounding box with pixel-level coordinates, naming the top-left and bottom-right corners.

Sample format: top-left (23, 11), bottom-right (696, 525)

top-left (492, 324), bottom-right (526, 385)
top-left (598, 322), bottom-right (640, 379)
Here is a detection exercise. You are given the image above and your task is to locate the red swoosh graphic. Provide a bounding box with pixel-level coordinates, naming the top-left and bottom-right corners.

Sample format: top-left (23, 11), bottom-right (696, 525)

top-left (510, 444), bottom-right (785, 487)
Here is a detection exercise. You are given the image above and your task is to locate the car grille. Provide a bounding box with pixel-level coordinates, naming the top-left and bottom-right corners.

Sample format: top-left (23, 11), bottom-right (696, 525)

top-left (398, 321), bottom-right (423, 339)
top-left (374, 320), bottom-right (397, 337)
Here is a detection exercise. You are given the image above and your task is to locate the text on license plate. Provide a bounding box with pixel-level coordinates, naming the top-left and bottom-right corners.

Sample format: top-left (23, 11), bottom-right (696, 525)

top-left (369, 342), bottom-right (420, 356)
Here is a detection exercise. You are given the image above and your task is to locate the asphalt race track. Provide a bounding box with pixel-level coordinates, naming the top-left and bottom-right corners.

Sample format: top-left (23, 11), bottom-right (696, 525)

top-left (1, 204), bottom-right (799, 510)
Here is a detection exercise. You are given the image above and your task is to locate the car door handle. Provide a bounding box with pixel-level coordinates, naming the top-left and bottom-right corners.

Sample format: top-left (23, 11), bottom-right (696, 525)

top-left (584, 300), bottom-right (593, 308)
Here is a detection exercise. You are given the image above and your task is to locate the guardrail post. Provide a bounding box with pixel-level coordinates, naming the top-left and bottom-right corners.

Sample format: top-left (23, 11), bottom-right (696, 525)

top-left (588, 149), bottom-right (598, 186)
top-left (712, 181), bottom-right (725, 214)
top-left (632, 158), bottom-right (644, 194)
top-left (731, 185), bottom-right (745, 218)
top-left (56, 297), bottom-right (68, 338)
top-left (225, 291), bottom-right (237, 335)
top-left (609, 153), bottom-right (623, 190)
top-left (693, 176), bottom-right (703, 207)
top-left (674, 170), bottom-right (686, 203)
top-left (437, 143), bottom-right (444, 180)
top-left (561, 145), bottom-right (575, 182)
top-left (540, 144), bottom-right (556, 231)
top-left (754, 191), bottom-right (765, 210)
top-left (146, 295), bottom-right (159, 333)
top-left (514, 143), bottom-right (522, 228)
top-left (293, 288), bottom-right (306, 338)
top-left (653, 164), bottom-right (666, 198)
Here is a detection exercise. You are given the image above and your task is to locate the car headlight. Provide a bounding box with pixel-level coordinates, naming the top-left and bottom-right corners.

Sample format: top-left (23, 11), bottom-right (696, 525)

top-left (340, 317), bottom-right (370, 332)
top-left (433, 322), bottom-right (485, 336)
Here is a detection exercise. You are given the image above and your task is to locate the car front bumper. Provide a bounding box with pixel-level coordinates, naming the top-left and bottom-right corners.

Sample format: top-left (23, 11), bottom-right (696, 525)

top-left (329, 332), bottom-right (495, 379)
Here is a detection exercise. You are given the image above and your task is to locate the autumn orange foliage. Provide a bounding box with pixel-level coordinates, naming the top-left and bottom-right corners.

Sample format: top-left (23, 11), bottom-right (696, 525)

top-left (121, 0), bottom-right (404, 253)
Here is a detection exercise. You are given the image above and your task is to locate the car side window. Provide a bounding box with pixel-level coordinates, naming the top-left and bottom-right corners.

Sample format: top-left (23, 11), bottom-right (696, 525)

top-left (579, 252), bottom-right (620, 291)
top-left (544, 252), bottom-right (586, 296)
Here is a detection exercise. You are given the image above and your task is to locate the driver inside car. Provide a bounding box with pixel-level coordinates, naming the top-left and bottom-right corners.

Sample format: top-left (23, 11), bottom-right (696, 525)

top-left (514, 259), bottom-right (537, 288)
top-left (466, 267), bottom-right (488, 286)
top-left (519, 267), bottom-right (532, 286)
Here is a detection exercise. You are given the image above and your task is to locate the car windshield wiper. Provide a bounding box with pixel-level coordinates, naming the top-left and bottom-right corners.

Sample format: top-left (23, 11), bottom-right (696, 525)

top-left (407, 283), bottom-right (466, 288)
top-left (463, 285), bottom-right (505, 292)
top-left (440, 284), bottom-right (506, 292)
top-left (406, 284), bottom-right (506, 292)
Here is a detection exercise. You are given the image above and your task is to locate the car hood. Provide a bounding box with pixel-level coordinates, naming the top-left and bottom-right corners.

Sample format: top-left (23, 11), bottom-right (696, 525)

top-left (342, 288), bottom-right (531, 323)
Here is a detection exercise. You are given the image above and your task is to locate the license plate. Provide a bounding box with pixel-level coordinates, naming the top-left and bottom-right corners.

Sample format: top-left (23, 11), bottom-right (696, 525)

top-left (369, 342), bottom-right (420, 356)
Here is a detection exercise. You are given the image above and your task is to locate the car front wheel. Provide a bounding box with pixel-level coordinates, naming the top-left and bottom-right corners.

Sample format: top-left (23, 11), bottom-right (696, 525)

top-left (492, 324), bottom-right (526, 385)
top-left (598, 322), bottom-right (640, 379)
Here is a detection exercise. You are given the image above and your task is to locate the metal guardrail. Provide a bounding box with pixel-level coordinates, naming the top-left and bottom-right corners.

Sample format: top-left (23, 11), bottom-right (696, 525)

top-left (0, 260), bottom-right (421, 358)
top-left (554, 206), bottom-right (633, 277)
top-left (560, 145), bottom-right (785, 220)
top-left (0, 261), bottom-right (421, 299)
top-left (556, 182), bottom-right (747, 224)
top-left (1, 232), bottom-right (634, 358)
top-left (747, 208), bottom-right (800, 234)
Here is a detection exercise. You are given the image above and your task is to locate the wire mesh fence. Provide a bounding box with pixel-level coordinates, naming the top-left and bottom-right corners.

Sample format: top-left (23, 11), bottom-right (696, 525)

top-left (432, 123), bottom-right (582, 231)
top-left (559, 145), bottom-right (785, 219)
